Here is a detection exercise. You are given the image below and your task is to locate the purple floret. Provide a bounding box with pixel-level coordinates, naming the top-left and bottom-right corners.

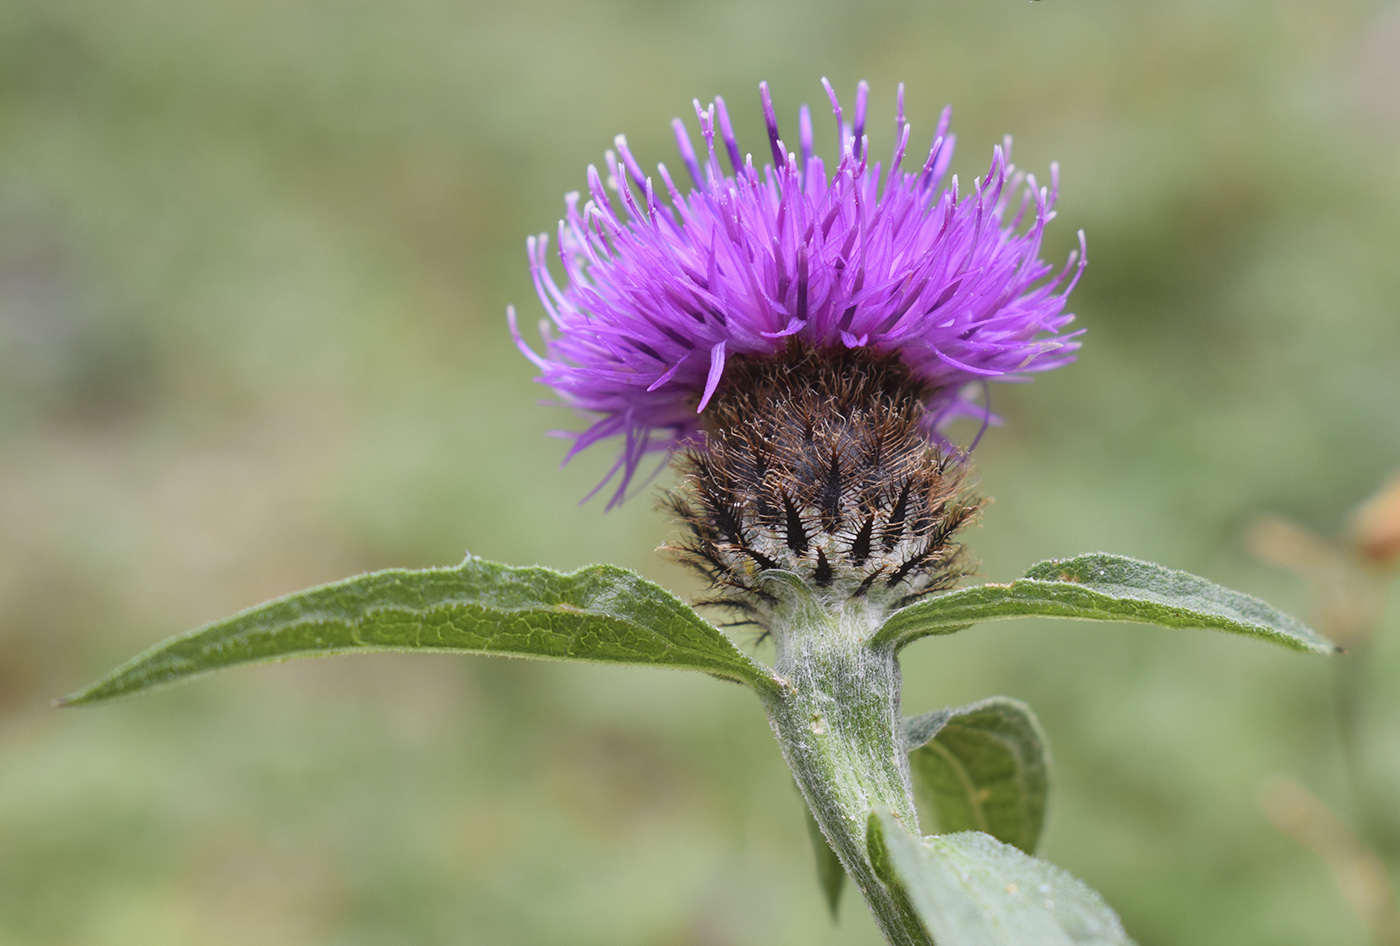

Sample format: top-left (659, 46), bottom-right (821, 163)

top-left (511, 80), bottom-right (1086, 507)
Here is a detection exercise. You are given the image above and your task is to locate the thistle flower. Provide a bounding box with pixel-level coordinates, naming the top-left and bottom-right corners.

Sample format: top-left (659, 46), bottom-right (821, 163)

top-left (511, 80), bottom-right (1085, 618)
top-left (511, 79), bottom-right (1084, 504)
top-left (667, 343), bottom-right (987, 621)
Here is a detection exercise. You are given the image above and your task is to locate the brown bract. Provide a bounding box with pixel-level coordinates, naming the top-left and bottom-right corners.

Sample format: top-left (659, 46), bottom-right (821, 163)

top-left (664, 346), bottom-right (984, 627)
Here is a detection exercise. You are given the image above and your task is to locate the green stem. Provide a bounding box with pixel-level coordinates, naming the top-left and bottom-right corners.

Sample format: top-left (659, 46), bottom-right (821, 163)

top-left (757, 574), bottom-right (928, 946)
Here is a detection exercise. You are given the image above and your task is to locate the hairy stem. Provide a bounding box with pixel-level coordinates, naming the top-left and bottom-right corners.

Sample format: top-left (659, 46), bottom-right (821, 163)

top-left (758, 574), bottom-right (928, 946)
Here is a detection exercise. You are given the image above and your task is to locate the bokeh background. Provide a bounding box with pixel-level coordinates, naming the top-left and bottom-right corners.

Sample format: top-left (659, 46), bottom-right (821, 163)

top-left (3, 0), bottom-right (1400, 943)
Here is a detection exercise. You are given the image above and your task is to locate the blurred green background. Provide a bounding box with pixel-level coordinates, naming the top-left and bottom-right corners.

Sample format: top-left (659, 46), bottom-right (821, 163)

top-left (3, 0), bottom-right (1400, 943)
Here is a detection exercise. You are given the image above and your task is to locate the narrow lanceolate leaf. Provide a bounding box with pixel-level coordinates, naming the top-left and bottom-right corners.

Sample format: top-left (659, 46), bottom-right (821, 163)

top-left (872, 552), bottom-right (1336, 654)
top-left (867, 810), bottom-right (1134, 946)
top-left (62, 555), bottom-right (777, 705)
top-left (802, 800), bottom-right (846, 919)
top-left (905, 697), bottom-right (1050, 855)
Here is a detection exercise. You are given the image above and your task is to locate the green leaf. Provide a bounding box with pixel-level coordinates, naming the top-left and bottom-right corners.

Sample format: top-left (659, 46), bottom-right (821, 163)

top-left (866, 810), bottom-right (1133, 946)
top-left (872, 552), bottom-right (1336, 654)
top-left (61, 555), bottom-right (777, 705)
top-left (802, 799), bottom-right (846, 920)
top-left (906, 697), bottom-right (1050, 855)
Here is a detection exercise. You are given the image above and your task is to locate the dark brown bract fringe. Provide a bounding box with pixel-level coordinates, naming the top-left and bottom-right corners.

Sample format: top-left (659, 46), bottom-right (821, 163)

top-left (664, 345), bottom-right (984, 629)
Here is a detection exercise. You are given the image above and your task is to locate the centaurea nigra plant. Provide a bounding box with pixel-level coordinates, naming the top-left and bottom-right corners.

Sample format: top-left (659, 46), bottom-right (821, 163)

top-left (510, 79), bottom-right (1082, 509)
top-left (65, 81), bottom-right (1337, 946)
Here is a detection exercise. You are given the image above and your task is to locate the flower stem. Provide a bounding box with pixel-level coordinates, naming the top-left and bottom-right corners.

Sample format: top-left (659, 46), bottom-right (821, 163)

top-left (758, 573), bottom-right (928, 946)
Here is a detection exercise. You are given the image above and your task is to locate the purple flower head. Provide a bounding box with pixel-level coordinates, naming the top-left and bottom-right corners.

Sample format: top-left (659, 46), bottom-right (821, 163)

top-left (511, 80), bottom-right (1086, 507)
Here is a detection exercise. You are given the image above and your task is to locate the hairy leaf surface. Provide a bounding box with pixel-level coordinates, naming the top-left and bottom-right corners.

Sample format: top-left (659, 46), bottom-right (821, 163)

top-left (905, 698), bottom-right (1049, 854)
top-left (867, 810), bottom-right (1133, 946)
top-left (873, 552), bottom-right (1334, 654)
top-left (63, 556), bottom-right (775, 704)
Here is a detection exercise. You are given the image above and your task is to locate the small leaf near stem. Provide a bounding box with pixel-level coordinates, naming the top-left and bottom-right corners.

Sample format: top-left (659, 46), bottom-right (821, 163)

top-left (873, 552), bottom-right (1336, 654)
top-left (905, 697), bottom-right (1050, 855)
top-left (760, 572), bottom-right (1130, 946)
top-left (802, 800), bottom-right (847, 919)
top-left (866, 809), bottom-right (1135, 946)
top-left (61, 556), bottom-right (778, 705)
